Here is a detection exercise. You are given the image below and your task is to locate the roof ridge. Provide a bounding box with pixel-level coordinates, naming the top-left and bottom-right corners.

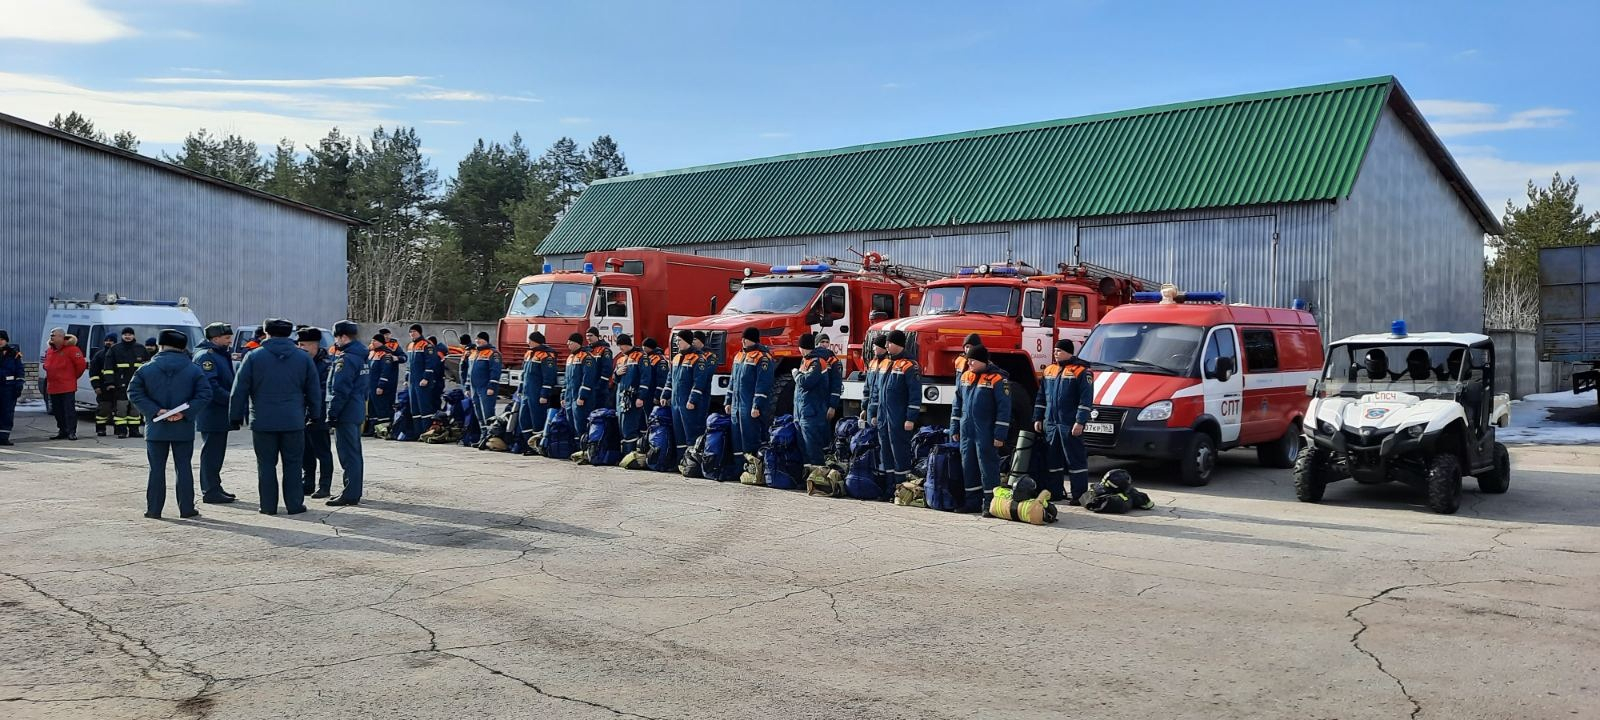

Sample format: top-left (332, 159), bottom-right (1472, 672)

top-left (596, 75), bottom-right (1396, 184)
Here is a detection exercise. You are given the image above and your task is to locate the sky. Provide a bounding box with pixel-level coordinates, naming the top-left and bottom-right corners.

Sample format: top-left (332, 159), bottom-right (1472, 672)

top-left (3, 0), bottom-right (1599, 214)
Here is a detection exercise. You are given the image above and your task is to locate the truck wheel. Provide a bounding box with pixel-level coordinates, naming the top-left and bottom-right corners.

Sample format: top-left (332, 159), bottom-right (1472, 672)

top-left (772, 373), bottom-right (795, 417)
top-left (1425, 454), bottom-right (1463, 514)
top-left (1478, 442), bottom-right (1510, 494)
top-left (1177, 432), bottom-right (1216, 486)
top-left (1256, 422), bottom-right (1301, 469)
top-left (1293, 445), bottom-right (1326, 502)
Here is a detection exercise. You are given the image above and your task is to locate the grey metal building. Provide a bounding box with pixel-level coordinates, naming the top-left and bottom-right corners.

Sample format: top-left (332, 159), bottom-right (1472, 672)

top-left (539, 76), bottom-right (1500, 342)
top-left (0, 111), bottom-right (358, 352)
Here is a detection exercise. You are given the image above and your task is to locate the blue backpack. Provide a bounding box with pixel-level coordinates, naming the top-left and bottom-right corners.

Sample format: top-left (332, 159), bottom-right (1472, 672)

top-left (763, 414), bottom-right (805, 490)
top-left (699, 413), bottom-right (737, 481)
top-left (828, 416), bottom-right (860, 465)
top-left (645, 406), bottom-right (675, 472)
top-left (583, 408), bottom-right (623, 466)
top-left (924, 442), bottom-right (974, 512)
top-left (540, 409), bottom-right (578, 459)
top-left (844, 424), bottom-right (884, 500)
top-left (909, 426), bottom-right (949, 478)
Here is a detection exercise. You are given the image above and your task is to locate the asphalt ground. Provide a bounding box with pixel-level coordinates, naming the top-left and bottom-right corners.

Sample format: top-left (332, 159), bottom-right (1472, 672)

top-left (2, 407), bottom-right (1596, 720)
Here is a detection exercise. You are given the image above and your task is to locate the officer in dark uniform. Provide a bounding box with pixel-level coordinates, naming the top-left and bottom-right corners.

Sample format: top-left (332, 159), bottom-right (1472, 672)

top-left (1034, 339), bottom-right (1094, 504)
top-left (193, 323), bottom-right (237, 503)
top-left (640, 337), bottom-right (666, 414)
top-left (794, 332), bottom-right (843, 465)
top-left (366, 333), bottom-right (399, 435)
top-left (612, 334), bottom-right (647, 455)
top-left (953, 333), bottom-right (983, 376)
top-left (298, 328), bottom-right (335, 498)
top-left (728, 327), bottom-right (775, 473)
top-left (0, 330), bottom-right (22, 446)
top-left (326, 321), bottom-right (368, 506)
top-left (231, 318), bottom-right (322, 515)
top-left (862, 335), bottom-right (889, 423)
top-left (690, 331), bottom-right (717, 412)
top-left (89, 334), bottom-right (117, 435)
top-left (106, 327), bottom-right (150, 438)
top-left (950, 345), bottom-right (1011, 515)
top-left (662, 330), bottom-right (705, 460)
top-left (564, 333), bottom-right (596, 429)
top-left (466, 331), bottom-right (502, 429)
top-left (405, 324), bottom-right (441, 423)
top-left (586, 327), bottom-right (614, 407)
top-left (128, 330), bottom-right (211, 519)
top-left (878, 330), bottom-right (922, 490)
top-left (519, 331), bottom-right (558, 447)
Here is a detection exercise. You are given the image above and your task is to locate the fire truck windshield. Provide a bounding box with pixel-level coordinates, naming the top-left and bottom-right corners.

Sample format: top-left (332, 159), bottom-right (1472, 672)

top-left (919, 285), bottom-right (1018, 316)
top-left (507, 282), bottom-right (592, 318)
top-left (1078, 322), bottom-right (1203, 376)
top-left (722, 283), bottom-right (819, 314)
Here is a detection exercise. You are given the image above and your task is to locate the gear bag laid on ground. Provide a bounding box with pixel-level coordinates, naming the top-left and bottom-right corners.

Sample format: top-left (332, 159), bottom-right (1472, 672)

top-left (739, 451), bottom-right (766, 486)
top-left (762, 414), bottom-right (804, 490)
top-left (372, 422), bottom-right (392, 440)
top-left (699, 413), bottom-right (737, 481)
top-left (645, 406), bottom-right (675, 472)
top-left (894, 478), bottom-right (926, 507)
top-left (805, 464), bottom-right (847, 497)
top-left (908, 426), bottom-right (950, 481)
top-left (539, 409), bottom-right (578, 460)
top-left (390, 388), bottom-right (414, 441)
top-left (1080, 469), bottom-right (1156, 514)
top-left (420, 420), bottom-right (462, 445)
top-left (828, 416), bottom-right (859, 465)
top-left (989, 485), bottom-right (1057, 525)
top-left (578, 408), bottom-right (622, 466)
top-left (924, 441), bottom-right (974, 512)
top-left (844, 424), bottom-right (884, 500)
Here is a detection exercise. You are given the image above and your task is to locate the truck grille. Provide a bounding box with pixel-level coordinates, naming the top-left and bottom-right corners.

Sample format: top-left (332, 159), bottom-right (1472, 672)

top-left (1082, 406), bottom-right (1127, 450)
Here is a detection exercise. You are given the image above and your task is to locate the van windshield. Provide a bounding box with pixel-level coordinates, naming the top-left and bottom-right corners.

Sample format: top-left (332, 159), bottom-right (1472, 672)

top-left (1079, 322), bottom-right (1203, 377)
top-left (723, 283), bottom-right (820, 314)
top-left (508, 282), bottom-right (592, 318)
top-left (92, 324), bottom-right (204, 353)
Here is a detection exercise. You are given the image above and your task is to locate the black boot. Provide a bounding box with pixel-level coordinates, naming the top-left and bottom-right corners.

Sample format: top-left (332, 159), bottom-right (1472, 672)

top-left (980, 493), bottom-right (995, 518)
top-left (128, 427), bottom-right (143, 439)
top-left (115, 427), bottom-right (128, 439)
top-left (96, 424), bottom-right (107, 437)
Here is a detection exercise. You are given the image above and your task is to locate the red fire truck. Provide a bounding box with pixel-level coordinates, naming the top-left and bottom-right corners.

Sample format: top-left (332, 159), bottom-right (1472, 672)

top-left (672, 255), bottom-right (934, 413)
top-left (498, 248), bottom-right (769, 388)
top-left (844, 262), bottom-right (1151, 432)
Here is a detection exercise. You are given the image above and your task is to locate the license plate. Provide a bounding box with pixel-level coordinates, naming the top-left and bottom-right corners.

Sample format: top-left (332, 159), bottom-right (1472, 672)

top-left (1084, 422), bottom-right (1115, 434)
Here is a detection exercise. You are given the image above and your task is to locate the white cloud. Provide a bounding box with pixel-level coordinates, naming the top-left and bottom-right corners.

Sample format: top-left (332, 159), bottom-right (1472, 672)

top-left (0, 0), bottom-right (135, 43)
top-left (559, 116), bottom-right (592, 125)
top-left (757, 131), bottom-right (791, 139)
top-left (1417, 98), bottom-right (1573, 137)
top-left (881, 82), bottom-right (902, 90)
top-left (423, 119), bottom-right (464, 125)
top-left (141, 75), bottom-right (428, 90)
top-left (1415, 99), bottom-right (1495, 117)
top-left (404, 88), bottom-right (542, 103)
top-left (1449, 146), bottom-right (1600, 213)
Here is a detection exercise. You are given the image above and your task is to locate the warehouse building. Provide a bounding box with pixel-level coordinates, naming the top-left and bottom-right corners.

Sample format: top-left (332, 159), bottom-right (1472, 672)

top-left (539, 76), bottom-right (1500, 342)
top-left (0, 111), bottom-right (357, 354)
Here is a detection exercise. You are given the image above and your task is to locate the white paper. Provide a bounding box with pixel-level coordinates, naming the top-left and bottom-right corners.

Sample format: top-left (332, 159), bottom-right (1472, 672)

top-left (152, 403), bottom-right (190, 423)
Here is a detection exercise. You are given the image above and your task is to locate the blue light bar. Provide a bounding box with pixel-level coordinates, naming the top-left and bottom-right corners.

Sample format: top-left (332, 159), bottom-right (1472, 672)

top-left (1291, 298), bottom-right (1307, 311)
top-left (770, 263), bottom-right (830, 273)
top-left (1391, 319), bottom-right (1407, 337)
top-left (542, 262), bottom-right (553, 273)
top-left (582, 262), bottom-right (595, 273)
top-left (1132, 292), bottom-right (1162, 303)
top-left (988, 266), bottom-right (1020, 276)
top-left (1186, 292), bottom-right (1226, 303)
top-left (955, 267), bottom-right (976, 276)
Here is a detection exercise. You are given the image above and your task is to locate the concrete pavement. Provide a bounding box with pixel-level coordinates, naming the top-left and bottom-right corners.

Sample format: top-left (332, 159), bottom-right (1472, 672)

top-left (1, 407), bottom-right (1596, 719)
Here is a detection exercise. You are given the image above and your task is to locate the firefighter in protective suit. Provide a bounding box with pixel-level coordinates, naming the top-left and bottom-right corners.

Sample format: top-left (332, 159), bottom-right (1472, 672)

top-left (518, 331), bottom-right (559, 445)
top-left (662, 330), bottom-right (706, 460)
top-left (106, 327), bottom-right (150, 438)
top-left (728, 327), bottom-right (774, 473)
top-left (793, 332), bottom-right (842, 465)
top-left (877, 330), bottom-right (922, 487)
top-left (1034, 338), bottom-right (1094, 504)
top-left (950, 345), bottom-right (1011, 515)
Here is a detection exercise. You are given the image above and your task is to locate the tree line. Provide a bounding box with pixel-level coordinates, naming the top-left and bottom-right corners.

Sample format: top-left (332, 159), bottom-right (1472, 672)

top-left (48, 111), bottom-right (629, 322)
top-left (1483, 173), bottom-right (1598, 331)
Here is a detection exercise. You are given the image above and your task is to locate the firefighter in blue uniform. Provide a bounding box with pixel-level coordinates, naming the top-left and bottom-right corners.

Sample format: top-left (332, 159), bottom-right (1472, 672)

top-left (128, 330), bottom-right (212, 519)
top-left (691, 331), bottom-right (717, 412)
top-left (662, 330), bottom-right (703, 460)
top-left (793, 332), bottom-right (843, 465)
top-left (325, 321), bottom-right (368, 507)
top-left (861, 335), bottom-right (888, 424)
top-left (564, 333), bottom-right (596, 429)
top-left (193, 323), bottom-right (237, 504)
top-left (405, 324), bottom-right (441, 425)
top-left (0, 330), bottom-right (23, 447)
top-left (640, 337), bottom-right (666, 408)
top-left (585, 328), bottom-right (614, 407)
top-left (1034, 339), bottom-right (1094, 504)
top-left (728, 327), bottom-right (774, 472)
top-left (611, 334), bottom-right (647, 456)
top-left (466, 332), bottom-right (502, 429)
top-left (877, 330), bottom-right (922, 489)
top-left (366, 334), bottom-right (399, 435)
top-left (518, 331), bottom-right (559, 447)
top-left (949, 345), bottom-right (1011, 515)
top-left (298, 328), bottom-right (335, 498)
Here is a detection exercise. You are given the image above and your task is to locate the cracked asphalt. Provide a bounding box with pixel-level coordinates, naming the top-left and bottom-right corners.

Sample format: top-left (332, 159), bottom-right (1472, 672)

top-left (2, 408), bottom-right (1597, 720)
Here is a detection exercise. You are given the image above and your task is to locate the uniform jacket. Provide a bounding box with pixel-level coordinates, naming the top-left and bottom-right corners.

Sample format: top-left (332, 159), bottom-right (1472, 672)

top-left (588, 341), bottom-right (614, 394)
top-left (0, 345), bottom-right (24, 393)
top-left (43, 343), bottom-right (87, 394)
top-left (405, 338), bottom-right (440, 389)
top-left (564, 347), bottom-right (595, 407)
top-left (127, 349), bottom-right (212, 442)
top-left (230, 337), bottom-right (323, 432)
top-left (106, 340), bottom-right (150, 390)
top-left (950, 366), bottom-right (1012, 438)
top-left (523, 345), bottom-right (558, 402)
top-left (877, 353), bottom-right (923, 424)
top-left (191, 340), bottom-right (236, 433)
top-left (327, 341), bottom-right (369, 425)
top-left (664, 349), bottom-right (700, 406)
top-left (311, 349), bottom-right (332, 404)
top-left (88, 345), bottom-right (115, 391)
top-left (863, 354), bottom-right (889, 420)
top-left (641, 349), bottom-right (667, 405)
top-left (1034, 358), bottom-right (1094, 437)
top-left (466, 343), bottom-right (503, 393)
top-left (728, 343), bottom-right (775, 410)
top-left (692, 347), bottom-right (717, 404)
top-left (614, 348), bottom-right (646, 403)
top-left (368, 346), bottom-right (400, 400)
top-left (795, 347), bottom-right (843, 418)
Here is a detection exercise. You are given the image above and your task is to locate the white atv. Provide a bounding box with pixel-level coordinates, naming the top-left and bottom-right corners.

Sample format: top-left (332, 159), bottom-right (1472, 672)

top-left (1296, 329), bottom-right (1511, 514)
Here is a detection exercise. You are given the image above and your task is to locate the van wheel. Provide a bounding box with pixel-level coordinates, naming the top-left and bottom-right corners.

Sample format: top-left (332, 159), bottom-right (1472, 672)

top-left (1478, 442), bottom-right (1510, 494)
top-left (1425, 454), bottom-right (1462, 514)
top-left (1256, 422), bottom-right (1301, 469)
top-left (1293, 445), bottom-right (1326, 502)
top-left (1177, 432), bottom-right (1216, 486)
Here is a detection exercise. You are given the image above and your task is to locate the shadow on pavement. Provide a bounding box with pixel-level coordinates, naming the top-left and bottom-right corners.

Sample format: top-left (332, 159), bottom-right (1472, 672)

top-left (185, 514), bottom-right (413, 554)
top-left (357, 499), bottom-right (621, 541)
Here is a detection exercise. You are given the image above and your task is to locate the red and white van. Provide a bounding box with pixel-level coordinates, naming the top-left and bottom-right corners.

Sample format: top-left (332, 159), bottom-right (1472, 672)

top-left (1074, 290), bottom-right (1323, 485)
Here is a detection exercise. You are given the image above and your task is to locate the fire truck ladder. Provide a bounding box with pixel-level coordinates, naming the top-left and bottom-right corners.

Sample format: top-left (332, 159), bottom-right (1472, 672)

top-left (815, 248), bottom-right (947, 283)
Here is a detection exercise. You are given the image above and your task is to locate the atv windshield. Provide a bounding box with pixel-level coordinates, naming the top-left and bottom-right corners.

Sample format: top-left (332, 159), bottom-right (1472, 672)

top-left (507, 282), bottom-right (592, 318)
top-left (918, 285), bottom-right (1018, 316)
top-left (1078, 322), bottom-right (1203, 376)
top-left (1319, 344), bottom-right (1471, 399)
top-left (722, 283), bottom-right (820, 314)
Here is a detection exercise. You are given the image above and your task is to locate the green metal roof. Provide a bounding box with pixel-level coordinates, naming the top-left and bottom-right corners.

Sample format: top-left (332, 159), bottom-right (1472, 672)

top-left (540, 76), bottom-right (1498, 256)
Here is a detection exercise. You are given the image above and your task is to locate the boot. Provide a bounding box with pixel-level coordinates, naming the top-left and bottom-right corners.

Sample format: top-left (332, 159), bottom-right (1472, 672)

top-left (980, 493), bottom-right (995, 518)
top-left (128, 427), bottom-right (143, 439)
top-left (96, 423), bottom-right (107, 437)
top-left (115, 426), bottom-right (128, 439)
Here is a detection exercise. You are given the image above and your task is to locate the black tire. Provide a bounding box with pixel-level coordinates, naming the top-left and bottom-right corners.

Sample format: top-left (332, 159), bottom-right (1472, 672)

top-left (1293, 444), bottom-right (1326, 502)
top-left (772, 372), bottom-right (796, 418)
top-left (1478, 442), bottom-right (1510, 494)
top-left (1004, 380), bottom-right (1033, 454)
top-left (1177, 431), bottom-right (1216, 486)
top-left (1256, 422), bottom-right (1302, 469)
top-left (1425, 454), bottom-right (1463, 514)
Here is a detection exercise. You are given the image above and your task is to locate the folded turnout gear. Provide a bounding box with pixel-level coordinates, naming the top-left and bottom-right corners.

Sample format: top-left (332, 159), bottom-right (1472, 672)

top-left (805, 463), bottom-right (847, 497)
top-left (989, 485), bottom-right (1058, 525)
top-left (1080, 469), bottom-right (1156, 514)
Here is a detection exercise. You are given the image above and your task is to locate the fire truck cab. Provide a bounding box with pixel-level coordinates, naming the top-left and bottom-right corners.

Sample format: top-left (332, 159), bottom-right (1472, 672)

top-left (1075, 288), bottom-right (1324, 486)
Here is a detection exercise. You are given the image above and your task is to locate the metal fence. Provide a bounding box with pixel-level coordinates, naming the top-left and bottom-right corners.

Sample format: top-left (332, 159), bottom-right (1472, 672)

top-left (1487, 330), bottom-right (1565, 399)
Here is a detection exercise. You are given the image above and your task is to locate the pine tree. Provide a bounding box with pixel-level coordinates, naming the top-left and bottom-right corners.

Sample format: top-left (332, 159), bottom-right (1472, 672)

top-left (437, 135), bottom-right (536, 317)
top-left (111, 130), bottom-right (139, 152)
top-left (300, 128), bottom-right (359, 218)
top-left (50, 112), bottom-right (105, 142)
top-left (584, 135), bottom-right (629, 184)
top-left (163, 129), bottom-right (267, 187)
top-left (1483, 173), bottom-right (1600, 330)
top-left (263, 139), bottom-right (303, 199)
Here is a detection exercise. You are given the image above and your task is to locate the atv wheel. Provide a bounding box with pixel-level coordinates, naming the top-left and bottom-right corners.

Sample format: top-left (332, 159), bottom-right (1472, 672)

top-left (1425, 453), bottom-right (1463, 514)
top-left (1293, 444), bottom-right (1326, 503)
top-left (1257, 423), bottom-right (1302, 469)
top-left (1177, 431), bottom-right (1216, 486)
top-left (1478, 442), bottom-right (1511, 494)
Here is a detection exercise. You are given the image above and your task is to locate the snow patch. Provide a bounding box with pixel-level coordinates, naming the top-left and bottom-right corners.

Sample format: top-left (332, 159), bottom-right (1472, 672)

top-left (1499, 390), bottom-right (1600, 445)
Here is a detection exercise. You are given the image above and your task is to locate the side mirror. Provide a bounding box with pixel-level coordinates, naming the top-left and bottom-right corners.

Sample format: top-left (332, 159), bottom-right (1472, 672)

top-left (1210, 356), bottom-right (1235, 381)
top-left (1305, 378), bottom-right (1318, 397)
top-left (1041, 288), bottom-right (1057, 328)
top-left (710, 296), bottom-right (719, 313)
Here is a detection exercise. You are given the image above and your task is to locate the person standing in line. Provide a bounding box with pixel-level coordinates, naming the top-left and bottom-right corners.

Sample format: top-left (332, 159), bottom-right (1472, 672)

top-left (793, 332), bottom-right (843, 465)
top-left (106, 327), bottom-right (150, 438)
top-left (862, 335), bottom-right (889, 424)
top-left (564, 333), bottom-right (596, 429)
top-left (727, 327), bottom-right (775, 473)
top-left (127, 330), bottom-right (211, 519)
top-left (297, 328), bottom-right (335, 498)
top-left (662, 330), bottom-right (703, 461)
top-left (42, 328), bottom-right (87, 440)
top-left (192, 323), bottom-right (238, 504)
top-left (640, 337), bottom-right (666, 414)
top-left (949, 345), bottom-right (1011, 515)
top-left (404, 325), bottom-right (441, 429)
top-left (586, 328), bottom-right (614, 407)
top-left (1034, 339), bottom-right (1093, 504)
top-left (518, 331), bottom-right (558, 449)
top-left (88, 334), bottom-right (117, 435)
top-left (0, 330), bottom-right (23, 446)
top-left (877, 330), bottom-right (922, 491)
top-left (325, 321), bottom-right (368, 507)
top-left (365, 333), bottom-right (399, 436)
top-left (231, 319), bottom-right (322, 515)
top-left (466, 332), bottom-right (502, 430)
top-left (612, 334), bottom-right (646, 456)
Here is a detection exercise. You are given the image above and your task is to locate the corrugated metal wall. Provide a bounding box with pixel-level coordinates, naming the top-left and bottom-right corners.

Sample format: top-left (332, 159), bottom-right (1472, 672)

top-left (0, 123), bottom-right (349, 353)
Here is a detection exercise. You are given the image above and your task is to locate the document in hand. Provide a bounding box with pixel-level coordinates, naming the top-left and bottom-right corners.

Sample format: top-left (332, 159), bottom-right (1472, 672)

top-left (152, 403), bottom-right (190, 422)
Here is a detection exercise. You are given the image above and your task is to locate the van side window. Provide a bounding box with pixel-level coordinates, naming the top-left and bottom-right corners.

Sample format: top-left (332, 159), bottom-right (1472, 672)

top-left (1062, 294), bottom-right (1088, 322)
top-left (1241, 328), bottom-right (1280, 372)
top-left (1204, 328), bottom-right (1238, 377)
top-left (871, 294), bottom-right (896, 318)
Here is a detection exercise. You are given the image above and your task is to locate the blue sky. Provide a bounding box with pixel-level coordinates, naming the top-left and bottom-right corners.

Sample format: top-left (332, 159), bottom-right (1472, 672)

top-left (3, 0), bottom-right (1598, 212)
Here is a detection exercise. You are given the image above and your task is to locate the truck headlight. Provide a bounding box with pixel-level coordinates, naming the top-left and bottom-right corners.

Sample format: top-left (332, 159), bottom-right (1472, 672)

top-left (1136, 400), bottom-right (1172, 422)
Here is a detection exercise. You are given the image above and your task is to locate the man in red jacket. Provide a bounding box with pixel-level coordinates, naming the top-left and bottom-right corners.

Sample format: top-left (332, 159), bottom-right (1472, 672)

top-left (42, 328), bottom-right (86, 440)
